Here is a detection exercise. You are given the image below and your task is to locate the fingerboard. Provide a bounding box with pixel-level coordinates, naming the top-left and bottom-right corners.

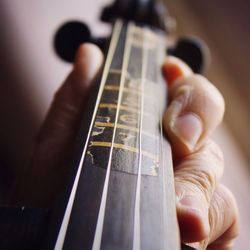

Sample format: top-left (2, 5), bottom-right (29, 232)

top-left (50, 20), bottom-right (180, 250)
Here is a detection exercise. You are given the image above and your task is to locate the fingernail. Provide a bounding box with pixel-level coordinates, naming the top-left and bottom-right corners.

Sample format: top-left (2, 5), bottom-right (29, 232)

top-left (162, 63), bottom-right (183, 86)
top-left (171, 112), bottom-right (202, 151)
top-left (162, 57), bottom-right (192, 86)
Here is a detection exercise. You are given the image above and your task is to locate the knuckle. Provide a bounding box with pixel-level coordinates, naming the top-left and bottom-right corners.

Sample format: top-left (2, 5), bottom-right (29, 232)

top-left (206, 141), bottom-right (224, 163)
top-left (169, 82), bottom-right (193, 104)
top-left (200, 140), bottom-right (224, 178)
top-left (53, 92), bottom-right (78, 121)
top-left (171, 74), bottom-right (225, 128)
top-left (190, 74), bottom-right (224, 114)
top-left (175, 141), bottom-right (225, 203)
top-left (38, 85), bottom-right (80, 142)
top-left (175, 165), bottom-right (216, 203)
top-left (190, 168), bottom-right (215, 202)
top-left (195, 74), bottom-right (225, 116)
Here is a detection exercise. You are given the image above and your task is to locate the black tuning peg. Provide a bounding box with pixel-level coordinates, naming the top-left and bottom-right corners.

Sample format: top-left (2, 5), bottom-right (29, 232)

top-left (101, 0), bottom-right (168, 31)
top-left (168, 36), bottom-right (210, 74)
top-left (54, 21), bottom-right (107, 63)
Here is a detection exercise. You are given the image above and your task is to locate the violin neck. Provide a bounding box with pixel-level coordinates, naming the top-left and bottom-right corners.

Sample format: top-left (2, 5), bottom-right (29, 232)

top-left (46, 20), bottom-right (181, 250)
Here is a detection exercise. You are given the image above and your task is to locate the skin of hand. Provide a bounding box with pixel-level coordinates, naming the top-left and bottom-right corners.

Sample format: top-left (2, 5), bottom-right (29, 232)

top-left (17, 44), bottom-right (239, 249)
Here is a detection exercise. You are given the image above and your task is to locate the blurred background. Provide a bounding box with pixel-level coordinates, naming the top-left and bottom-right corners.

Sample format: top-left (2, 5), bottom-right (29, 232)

top-left (0, 0), bottom-right (249, 248)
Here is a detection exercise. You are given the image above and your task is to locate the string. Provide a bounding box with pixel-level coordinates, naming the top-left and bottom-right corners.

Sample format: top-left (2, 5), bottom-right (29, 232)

top-left (157, 33), bottom-right (180, 249)
top-left (132, 27), bottom-right (148, 250)
top-left (54, 20), bottom-right (123, 250)
top-left (92, 22), bottom-right (133, 250)
top-left (158, 51), bottom-right (168, 250)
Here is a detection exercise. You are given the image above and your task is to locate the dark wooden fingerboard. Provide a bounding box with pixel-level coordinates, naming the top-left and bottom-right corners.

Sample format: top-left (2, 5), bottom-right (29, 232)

top-left (48, 20), bottom-right (181, 250)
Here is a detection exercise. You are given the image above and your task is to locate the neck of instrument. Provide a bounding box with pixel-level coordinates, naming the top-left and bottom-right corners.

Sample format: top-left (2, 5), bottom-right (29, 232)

top-left (45, 19), bottom-right (183, 250)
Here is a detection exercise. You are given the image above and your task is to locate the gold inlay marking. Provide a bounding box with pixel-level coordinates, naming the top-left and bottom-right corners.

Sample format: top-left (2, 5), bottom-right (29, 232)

top-left (90, 141), bottom-right (157, 161)
top-left (99, 103), bottom-right (139, 113)
top-left (99, 103), bottom-right (152, 118)
top-left (95, 122), bottom-right (156, 139)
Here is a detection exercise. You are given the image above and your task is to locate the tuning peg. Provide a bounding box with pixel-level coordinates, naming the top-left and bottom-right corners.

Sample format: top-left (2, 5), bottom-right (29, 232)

top-left (54, 21), bottom-right (107, 63)
top-left (101, 0), bottom-right (168, 31)
top-left (168, 36), bottom-right (210, 73)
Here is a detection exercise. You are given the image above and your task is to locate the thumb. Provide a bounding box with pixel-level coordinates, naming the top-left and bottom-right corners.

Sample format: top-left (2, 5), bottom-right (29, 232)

top-left (17, 43), bottom-right (103, 207)
top-left (39, 43), bottom-right (103, 142)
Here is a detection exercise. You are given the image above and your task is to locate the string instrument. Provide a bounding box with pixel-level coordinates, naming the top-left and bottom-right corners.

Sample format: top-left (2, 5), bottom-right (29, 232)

top-left (0, 0), bottom-right (207, 249)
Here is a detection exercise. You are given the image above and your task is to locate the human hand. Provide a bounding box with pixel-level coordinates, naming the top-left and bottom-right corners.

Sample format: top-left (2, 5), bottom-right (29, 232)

top-left (18, 44), bottom-right (239, 249)
top-left (162, 57), bottom-right (239, 249)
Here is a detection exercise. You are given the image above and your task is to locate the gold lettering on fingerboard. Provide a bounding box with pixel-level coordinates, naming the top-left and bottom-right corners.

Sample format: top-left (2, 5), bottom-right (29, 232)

top-left (120, 114), bottom-right (138, 125)
top-left (109, 68), bottom-right (121, 74)
top-left (90, 141), bottom-right (157, 161)
top-left (104, 85), bottom-right (120, 91)
top-left (118, 132), bottom-right (136, 143)
top-left (87, 150), bottom-right (94, 164)
top-left (92, 125), bottom-right (105, 137)
top-left (104, 85), bottom-right (141, 96)
top-left (96, 116), bottom-right (111, 123)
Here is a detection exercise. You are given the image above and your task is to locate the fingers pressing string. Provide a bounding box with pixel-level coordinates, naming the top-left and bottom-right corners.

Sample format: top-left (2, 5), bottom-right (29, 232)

top-left (162, 56), bottom-right (225, 157)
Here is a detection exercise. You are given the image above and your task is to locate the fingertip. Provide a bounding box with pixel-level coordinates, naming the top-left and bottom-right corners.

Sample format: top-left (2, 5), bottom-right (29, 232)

top-left (162, 56), bottom-right (193, 86)
top-left (75, 43), bottom-right (103, 63)
top-left (177, 203), bottom-right (210, 243)
top-left (73, 43), bottom-right (104, 84)
top-left (163, 73), bottom-right (225, 157)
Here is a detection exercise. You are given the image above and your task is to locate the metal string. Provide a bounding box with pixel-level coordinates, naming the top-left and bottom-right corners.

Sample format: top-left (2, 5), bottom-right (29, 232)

top-left (132, 27), bottom-right (148, 250)
top-left (158, 49), bottom-right (168, 250)
top-left (54, 20), bottom-right (123, 250)
top-left (92, 22), bottom-right (133, 250)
